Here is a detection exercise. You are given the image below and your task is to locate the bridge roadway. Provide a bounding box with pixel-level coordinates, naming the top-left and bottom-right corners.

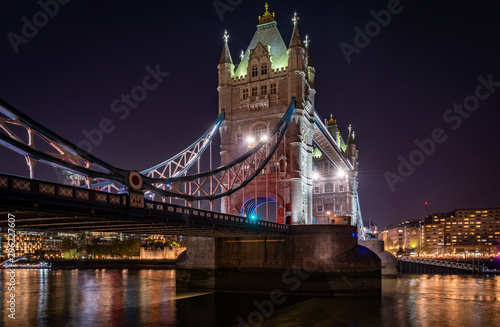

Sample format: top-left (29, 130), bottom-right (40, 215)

top-left (0, 173), bottom-right (289, 237)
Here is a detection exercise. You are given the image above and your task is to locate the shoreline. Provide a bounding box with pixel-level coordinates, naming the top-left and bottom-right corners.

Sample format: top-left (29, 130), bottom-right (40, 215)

top-left (1, 259), bottom-right (176, 270)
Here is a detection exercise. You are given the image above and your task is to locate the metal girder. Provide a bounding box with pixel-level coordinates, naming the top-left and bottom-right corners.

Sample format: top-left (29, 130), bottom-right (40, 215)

top-left (91, 110), bottom-right (225, 191)
top-left (0, 98), bottom-right (129, 184)
top-left (140, 99), bottom-right (295, 201)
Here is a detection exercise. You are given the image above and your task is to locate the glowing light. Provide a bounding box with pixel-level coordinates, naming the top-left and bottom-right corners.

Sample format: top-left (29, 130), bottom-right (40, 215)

top-left (261, 135), bottom-right (268, 142)
top-left (326, 211), bottom-right (331, 215)
top-left (312, 172), bottom-right (319, 180)
top-left (337, 170), bottom-right (346, 178)
top-left (251, 214), bottom-right (256, 220)
top-left (246, 136), bottom-right (255, 143)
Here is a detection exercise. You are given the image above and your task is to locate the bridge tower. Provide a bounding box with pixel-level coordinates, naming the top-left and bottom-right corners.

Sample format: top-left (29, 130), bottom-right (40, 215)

top-left (218, 5), bottom-right (316, 224)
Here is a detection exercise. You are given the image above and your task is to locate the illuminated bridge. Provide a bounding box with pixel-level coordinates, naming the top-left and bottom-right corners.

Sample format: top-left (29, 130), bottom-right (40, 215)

top-left (0, 95), bottom-right (361, 236)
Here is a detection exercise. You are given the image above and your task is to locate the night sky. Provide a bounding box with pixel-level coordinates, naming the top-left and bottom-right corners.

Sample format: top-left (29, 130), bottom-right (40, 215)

top-left (1, 0), bottom-right (499, 229)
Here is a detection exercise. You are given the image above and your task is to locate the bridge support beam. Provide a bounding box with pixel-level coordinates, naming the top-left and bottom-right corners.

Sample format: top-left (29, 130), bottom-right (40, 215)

top-left (176, 225), bottom-right (381, 296)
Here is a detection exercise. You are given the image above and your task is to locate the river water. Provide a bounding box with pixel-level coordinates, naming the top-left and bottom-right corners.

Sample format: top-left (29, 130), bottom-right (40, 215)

top-left (0, 269), bottom-right (498, 326)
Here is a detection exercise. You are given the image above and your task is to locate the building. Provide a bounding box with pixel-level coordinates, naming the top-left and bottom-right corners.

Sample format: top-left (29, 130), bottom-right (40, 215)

top-left (217, 4), bottom-right (358, 225)
top-left (0, 229), bottom-right (43, 258)
top-left (422, 207), bottom-right (500, 255)
top-left (379, 219), bottom-right (422, 254)
top-left (311, 117), bottom-right (358, 224)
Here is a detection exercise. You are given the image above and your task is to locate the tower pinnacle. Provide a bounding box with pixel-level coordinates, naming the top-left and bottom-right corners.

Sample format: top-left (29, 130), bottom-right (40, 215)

top-left (219, 30), bottom-right (233, 65)
top-left (258, 3), bottom-right (275, 25)
top-left (289, 11), bottom-right (302, 48)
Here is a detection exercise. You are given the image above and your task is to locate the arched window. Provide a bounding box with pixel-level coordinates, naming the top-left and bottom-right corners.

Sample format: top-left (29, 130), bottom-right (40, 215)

top-left (261, 63), bottom-right (267, 75)
top-left (325, 183), bottom-right (333, 193)
top-left (252, 123), bottom-right (267, 139)
top-left (252, 65), bottom-right (258, 77)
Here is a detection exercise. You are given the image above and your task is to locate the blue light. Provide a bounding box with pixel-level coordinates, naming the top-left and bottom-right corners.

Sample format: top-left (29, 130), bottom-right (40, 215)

top-left (251, 214), bottom-right (256, 220)
top-left (352, 233), bottom-right (355, 238)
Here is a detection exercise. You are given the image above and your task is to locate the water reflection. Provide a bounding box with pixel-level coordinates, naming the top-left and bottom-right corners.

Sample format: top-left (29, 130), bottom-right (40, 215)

top-left (0, 270), bottom-right (498, 326)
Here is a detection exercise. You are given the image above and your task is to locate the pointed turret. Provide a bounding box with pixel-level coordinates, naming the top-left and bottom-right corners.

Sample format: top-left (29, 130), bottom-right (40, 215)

top-left (219, 30), bottom-right (233, 65)
top-left (304, 34), bottom-right (315, 90)
top-left (347, 127), bottom-right (358, 167)
top-left (289, 12), bottom-right (303, 48)
top-left (218, 30), bottom-right (234, 86)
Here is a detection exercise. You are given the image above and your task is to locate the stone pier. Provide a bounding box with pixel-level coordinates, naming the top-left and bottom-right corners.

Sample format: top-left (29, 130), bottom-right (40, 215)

top-left (176, 225), bottom-right (381, 296)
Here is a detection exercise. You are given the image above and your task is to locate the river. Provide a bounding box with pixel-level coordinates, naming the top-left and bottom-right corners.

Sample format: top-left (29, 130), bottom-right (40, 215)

top-left (1, 269), bottom-right (498, 326)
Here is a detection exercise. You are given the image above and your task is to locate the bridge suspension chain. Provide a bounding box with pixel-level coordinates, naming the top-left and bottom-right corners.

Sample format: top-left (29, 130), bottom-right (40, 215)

top-left (140, 100), bottom-right (295, 201)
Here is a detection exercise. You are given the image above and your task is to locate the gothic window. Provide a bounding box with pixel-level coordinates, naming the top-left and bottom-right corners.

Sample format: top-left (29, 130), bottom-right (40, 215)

top-left (252, 123), bottom-right (267, 139)
top-left (242, 89), bottom-right (248, 99)
top-left (261, 85), bottom-right (267, 95)
top-left (252, 65), bottom-right (258, 77)
top-left (251, 87), bottom-right (258, 96)
top-left (339, 185), bottom-right (344, 192)
top-left (261, 63), bottom-right (267, 75)
top-left (325, 183), bottom-right (333, 193)
top-left (236, 134), bottom-right (243, 144)
top-left (314, 187), bottom-right (320, 194)
top-left (324, 203), bottom-right (333, 211)
top-left (335, 205), bottom-right (341, 211)
top-left (270, 83), bottom-right (277, 94)
top-left (317, 205), bottom-right (323, 212)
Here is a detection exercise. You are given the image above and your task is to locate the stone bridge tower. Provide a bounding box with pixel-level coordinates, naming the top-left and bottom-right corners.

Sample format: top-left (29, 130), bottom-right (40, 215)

top-left (218, 5), bottom-right (316, 224)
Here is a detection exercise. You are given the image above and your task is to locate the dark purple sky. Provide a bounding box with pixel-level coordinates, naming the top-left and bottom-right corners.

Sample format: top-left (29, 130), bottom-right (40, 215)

top-left (1, 0), bottom-right (499, 229)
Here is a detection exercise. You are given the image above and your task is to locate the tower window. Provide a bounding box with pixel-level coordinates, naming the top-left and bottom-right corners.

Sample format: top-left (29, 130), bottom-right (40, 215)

top-left (251, 87), bottom-right (258, 96)
top-left (242, 89), bottom-right (248, 99)
top-left (252, 65), bottom-right (258, 77)
top-left (236, 134), bottom-right (243, 144)
top-left (252, 123), bottom-right (267, 139)
top-left (325, 183), bottom-right (333, 193)
top-left (261, 85), bottom-right (267, 95)
top-left (270, 83), bottom-right (277, 94)
top-left (339, 185), bottom-right (344, 192)
top-left (261, 63), bottom-right (268, 75)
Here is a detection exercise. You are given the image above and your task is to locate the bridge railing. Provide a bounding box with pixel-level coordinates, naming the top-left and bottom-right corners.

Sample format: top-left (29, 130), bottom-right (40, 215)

top-left (0, 172), bottom-right (127, 207)
top-left (400, 256), bottom-right (490, 272)
top-left (143, 199), bottom-right (289, 231)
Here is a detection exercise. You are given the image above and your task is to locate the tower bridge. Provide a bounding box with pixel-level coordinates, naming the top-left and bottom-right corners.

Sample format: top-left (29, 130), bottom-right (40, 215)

top-left (0, 4), bottom-right (379, 296)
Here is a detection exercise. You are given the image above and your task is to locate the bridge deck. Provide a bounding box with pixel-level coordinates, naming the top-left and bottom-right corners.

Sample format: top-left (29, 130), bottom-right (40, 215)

top-left (0, 173), bottom-right (289, 237)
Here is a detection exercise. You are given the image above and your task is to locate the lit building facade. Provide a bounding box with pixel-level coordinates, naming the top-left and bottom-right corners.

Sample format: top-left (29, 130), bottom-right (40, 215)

top-left (379, 219), bottom-right (422, 254)
top-left (311, 117), bottom-right (358, 224)
top-left (423, 207), bottom-right (500, 254)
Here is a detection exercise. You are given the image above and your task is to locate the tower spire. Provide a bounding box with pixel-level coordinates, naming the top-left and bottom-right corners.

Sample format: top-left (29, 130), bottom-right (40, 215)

top-left (219, 30), bottom-right (233, 65)
top-left (289, 11), bottom-right (303, 48)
